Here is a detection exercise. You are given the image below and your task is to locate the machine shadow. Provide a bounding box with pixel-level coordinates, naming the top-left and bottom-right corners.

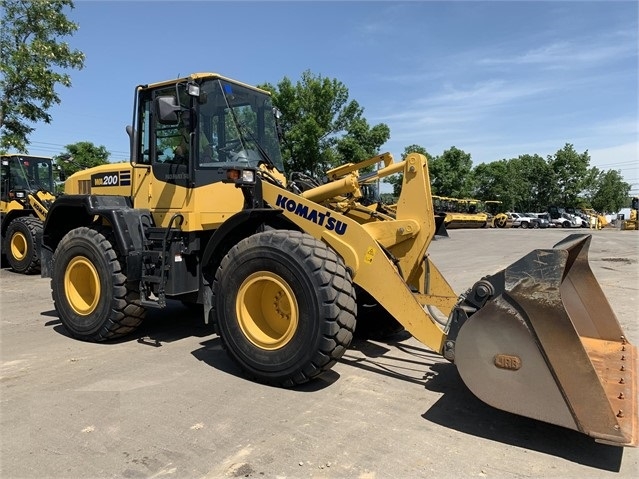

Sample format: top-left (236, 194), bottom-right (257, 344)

top-left (191, 336), bottom-right (340, 392)
top-left (42, 302), bottom-right (340, 391)
top-left (344, 338), bottom-right (624, 471)
top-left (43, 300), bottom-right (215, 345)
top-left (424, 363), bottom-right (624, 471)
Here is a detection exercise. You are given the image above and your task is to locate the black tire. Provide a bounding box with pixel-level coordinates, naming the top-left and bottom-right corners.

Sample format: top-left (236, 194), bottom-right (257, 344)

top-left (212, 230), bottom-right (357, 387)
top-left (51, 227), bottom-right (146, 341)
top-left (6, 216), bottom-right (42, 274)
top-left (533, 221), bottom-right (539, 229)
top-left (562, 221), bottom-right (571, 228)
top-left (520, 221), bottom-right (529, 229)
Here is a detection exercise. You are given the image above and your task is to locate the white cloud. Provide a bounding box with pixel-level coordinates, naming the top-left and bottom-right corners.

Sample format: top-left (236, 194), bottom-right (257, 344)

top-left (476, 28), bottom-right (637, 70)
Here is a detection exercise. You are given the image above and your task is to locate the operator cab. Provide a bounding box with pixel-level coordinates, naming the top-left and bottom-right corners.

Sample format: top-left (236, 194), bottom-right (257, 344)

top-left (130, 74), bottom-right (285, 190)
top-left (0, 155), bottom-right (55, 202)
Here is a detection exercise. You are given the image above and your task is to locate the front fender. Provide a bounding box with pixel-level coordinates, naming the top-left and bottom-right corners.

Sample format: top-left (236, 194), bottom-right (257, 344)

top-left (41, 195), bottom-right (151, 278)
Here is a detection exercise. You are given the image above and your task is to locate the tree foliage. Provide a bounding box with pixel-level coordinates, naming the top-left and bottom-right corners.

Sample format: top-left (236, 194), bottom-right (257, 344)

top-left (259, 70), bottom-right (390, 178)
top-left (547, 143), bottom-right (591, 206)
top-left (388, 140), bottom-right (629, 213)
top-left (473, 160), bottom-right (514, 207)
top-left (470, 143), bottom-right (630, 213)
top-left (0, 0), bottom-right (85, 152)
top-left (429, 146), bottom-right (475, 197)
top-left (588, 169), bottom-right (630, 213)
top-left (54, 141), bottom-right (109, 178)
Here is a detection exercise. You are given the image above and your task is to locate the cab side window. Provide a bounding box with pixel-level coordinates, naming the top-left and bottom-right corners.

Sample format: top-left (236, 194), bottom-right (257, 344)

top-left (137, 94), bottom-right (152, 165)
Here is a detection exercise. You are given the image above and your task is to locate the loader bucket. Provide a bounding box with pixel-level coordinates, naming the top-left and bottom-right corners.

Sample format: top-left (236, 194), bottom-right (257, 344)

top-left (447, 234), bottom-right (637, 446)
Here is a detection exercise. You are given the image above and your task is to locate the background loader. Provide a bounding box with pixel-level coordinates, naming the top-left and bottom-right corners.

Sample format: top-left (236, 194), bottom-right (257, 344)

top-left (40, 73), bottom-right (637, 447)
top-left (1, 154), bottom-right (59, 273)
top-left (620, 196), bottom-right (638, 230)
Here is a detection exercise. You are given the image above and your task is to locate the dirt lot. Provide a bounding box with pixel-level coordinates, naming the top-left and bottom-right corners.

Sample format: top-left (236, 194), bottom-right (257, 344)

top-left (1, 228), bottom-right (638, 479)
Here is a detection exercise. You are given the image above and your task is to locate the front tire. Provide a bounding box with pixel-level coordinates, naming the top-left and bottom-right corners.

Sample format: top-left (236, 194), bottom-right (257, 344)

top-left (51, 227), bottom-right (146, 341)
top-left (6, 216), bottom-right (42, 274)
top-left (212, 230), bottom-right (357, 387)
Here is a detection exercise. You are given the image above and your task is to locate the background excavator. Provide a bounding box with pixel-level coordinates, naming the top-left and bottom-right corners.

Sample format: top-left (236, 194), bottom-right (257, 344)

top-left (0, 154), bottom-right (60, 273)
top-left (40, 73), bottom-right (637, 447)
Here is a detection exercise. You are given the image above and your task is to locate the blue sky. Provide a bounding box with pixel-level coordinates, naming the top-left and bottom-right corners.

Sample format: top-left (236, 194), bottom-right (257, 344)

top-left (24, 0), bottom-right (639, 194)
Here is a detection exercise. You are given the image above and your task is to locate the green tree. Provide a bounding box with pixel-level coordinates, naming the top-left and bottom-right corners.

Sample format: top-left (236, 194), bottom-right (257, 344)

top-left (259, 70), bottom-right (390, 177)
top-left (55, 141), bottom-right (110, 177)
top-left (473, 159), bottom-right (514, 208)
top-left (509, 154), bottom-right (553, 212)
top-left (547, 143), bottom-right (591, 206)
top-left (0, 0), bottom-right (85, 152)
top-left (430, 146), bottom-right (474, 197)
top-left (589, 169), bottom-right (630, 213)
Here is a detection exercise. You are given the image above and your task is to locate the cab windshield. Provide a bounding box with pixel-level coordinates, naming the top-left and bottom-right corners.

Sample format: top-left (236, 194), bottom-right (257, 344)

top-left (196, 79), bottom-right (285, 172)
top-left (1, 155), bottom-right (54, 193)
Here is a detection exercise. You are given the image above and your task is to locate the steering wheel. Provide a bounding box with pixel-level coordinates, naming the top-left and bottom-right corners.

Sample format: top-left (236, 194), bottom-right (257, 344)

top-left (217, 139), bottom-right (242, 154)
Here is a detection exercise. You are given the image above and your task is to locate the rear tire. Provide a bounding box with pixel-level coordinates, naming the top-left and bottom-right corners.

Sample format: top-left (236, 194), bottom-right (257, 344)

top-left (6, 216), bottom-right (42, 274)
top-left (521, 221), bottom-right (529, 229)
top-left (212, 230), bottom-right (356, 387)
top-left (51, 227), bottom-right (146, 341)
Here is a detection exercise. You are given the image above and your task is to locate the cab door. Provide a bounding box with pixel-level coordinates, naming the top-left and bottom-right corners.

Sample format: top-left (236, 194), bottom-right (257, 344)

top-left (132, 86), bottom-right (192, 228)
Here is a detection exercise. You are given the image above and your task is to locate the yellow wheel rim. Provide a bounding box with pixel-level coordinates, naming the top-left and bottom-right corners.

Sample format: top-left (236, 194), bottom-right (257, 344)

top-left (64, 256), bottom-right (101, 316)
top-left (10, 231), bottom-right (28, 261)
top-left (237, 272), bottom-right (298, 350)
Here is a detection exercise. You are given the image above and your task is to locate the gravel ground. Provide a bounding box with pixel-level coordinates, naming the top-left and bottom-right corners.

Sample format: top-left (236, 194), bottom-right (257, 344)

top-left (1, 227), bottom-right (637, 479)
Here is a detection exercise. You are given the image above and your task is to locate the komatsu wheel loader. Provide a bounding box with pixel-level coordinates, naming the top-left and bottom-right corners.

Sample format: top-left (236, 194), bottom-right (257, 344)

top-left (1, 154), bottom-right (58, 273)
top-left (40, 73), bottom-right (637, 447)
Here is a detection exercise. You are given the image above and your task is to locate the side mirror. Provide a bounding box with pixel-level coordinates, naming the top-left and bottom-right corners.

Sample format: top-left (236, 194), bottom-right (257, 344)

top-left (155, 96), bottom-right (181, 125)
top-left (272, 107), bottom-right (284, 142)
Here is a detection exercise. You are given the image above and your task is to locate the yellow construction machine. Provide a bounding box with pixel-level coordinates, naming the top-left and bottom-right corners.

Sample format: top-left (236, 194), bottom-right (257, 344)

top-left (432, 196), bottom-right (488, 228)
top-left (620, 197), bottom-right (639, 230)
top-left (484, 200), bottom-right (509, 228)
top-left (1, 154), bottom-right (59, 273)
top-left (40, 73), bottom-right (637, 447)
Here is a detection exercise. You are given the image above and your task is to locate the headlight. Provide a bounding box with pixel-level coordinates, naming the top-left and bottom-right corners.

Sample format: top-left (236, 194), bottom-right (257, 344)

top-left (242, 170), bottom-right (254, 183)
top-left (225, 168), bottom-right (256, 186)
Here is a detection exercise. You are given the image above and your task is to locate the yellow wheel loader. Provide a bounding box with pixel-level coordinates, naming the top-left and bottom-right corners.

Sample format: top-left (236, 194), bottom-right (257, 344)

top-left (1, 154), bottom-right (58, 273)
top-left (40, 73), bottom-right (637, 447)
top-left (620, 197), bottom-right (638, 230)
